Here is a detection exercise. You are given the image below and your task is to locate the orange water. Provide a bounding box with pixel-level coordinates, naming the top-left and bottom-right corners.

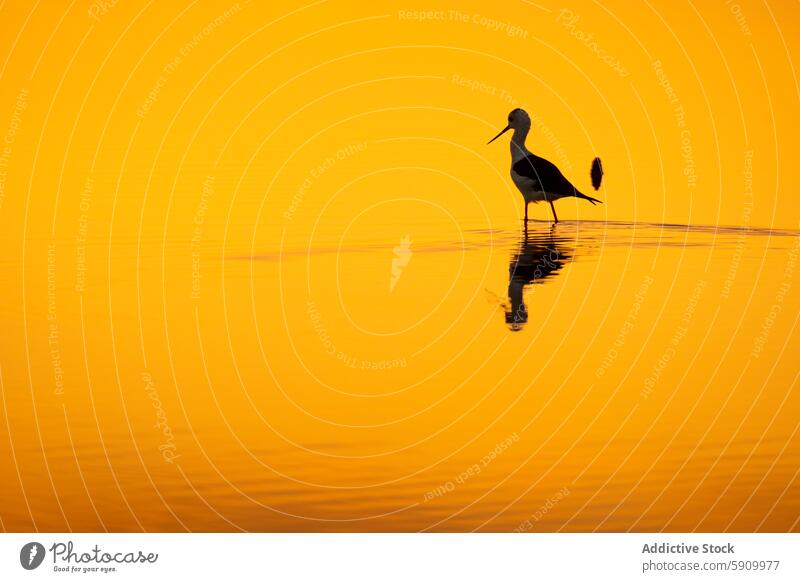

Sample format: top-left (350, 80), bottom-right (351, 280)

top-left (0, 0), bottom-right (799, 532)
top-left (2, 219), bottom-right (798, 531)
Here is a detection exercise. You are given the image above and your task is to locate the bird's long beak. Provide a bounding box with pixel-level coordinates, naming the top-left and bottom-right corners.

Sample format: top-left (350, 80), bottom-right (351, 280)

top-left (487, 125), bottom-right (511, 144)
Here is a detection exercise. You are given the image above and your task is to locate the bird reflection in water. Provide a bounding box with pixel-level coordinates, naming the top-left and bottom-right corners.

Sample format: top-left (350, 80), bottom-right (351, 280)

top-left (505, 225), bottom-right (570, 331)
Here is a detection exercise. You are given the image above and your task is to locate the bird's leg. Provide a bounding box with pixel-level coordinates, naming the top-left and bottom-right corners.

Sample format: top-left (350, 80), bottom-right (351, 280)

top-left (549, 200), bottom-right (559, 224)
top-left (524, 202), bottom-right (529, 223)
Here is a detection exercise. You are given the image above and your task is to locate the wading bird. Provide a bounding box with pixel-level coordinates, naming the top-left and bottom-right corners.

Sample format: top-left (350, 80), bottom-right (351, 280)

top-left (488, 108), bottom-right (603, 223)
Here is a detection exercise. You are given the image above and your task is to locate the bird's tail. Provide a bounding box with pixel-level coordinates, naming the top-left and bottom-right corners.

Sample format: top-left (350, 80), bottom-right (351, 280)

top-left (576, 191), bottom-right (603, 205)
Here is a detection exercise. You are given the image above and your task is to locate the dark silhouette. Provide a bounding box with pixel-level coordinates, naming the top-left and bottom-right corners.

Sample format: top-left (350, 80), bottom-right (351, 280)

top-left (488, 108), bottom-right (603, 223)
top-left (505, 226), bottom-right (570, 331)
top-left (590, 157), bottom-right (604, 190)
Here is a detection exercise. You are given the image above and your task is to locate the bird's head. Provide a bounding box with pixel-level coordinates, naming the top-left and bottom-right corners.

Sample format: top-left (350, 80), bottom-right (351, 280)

top-left (488, 108), bottom-right (531, 144)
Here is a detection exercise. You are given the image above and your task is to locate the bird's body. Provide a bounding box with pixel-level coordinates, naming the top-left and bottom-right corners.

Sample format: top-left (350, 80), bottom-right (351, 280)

top-left (510, 150), bottom-right (576, 204)
top-left (489, 108), bottom-right (602, 223)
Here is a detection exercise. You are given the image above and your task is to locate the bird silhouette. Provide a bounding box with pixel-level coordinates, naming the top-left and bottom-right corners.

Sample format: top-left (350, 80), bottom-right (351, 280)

top-left (489, 108), bottom-right (603, 223)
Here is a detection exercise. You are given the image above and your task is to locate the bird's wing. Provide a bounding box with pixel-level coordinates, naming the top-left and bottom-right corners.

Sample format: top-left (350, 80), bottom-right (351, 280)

top-left (512, 154), bottom-right (577, 196)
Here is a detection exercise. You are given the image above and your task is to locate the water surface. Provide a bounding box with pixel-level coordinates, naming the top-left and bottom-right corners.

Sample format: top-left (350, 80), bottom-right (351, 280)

top-left (2, 219), bottom-right (798, 532)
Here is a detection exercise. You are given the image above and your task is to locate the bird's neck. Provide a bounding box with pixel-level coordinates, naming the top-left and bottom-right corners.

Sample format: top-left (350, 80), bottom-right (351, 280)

top-left (510, 127), bottom-right (530, 162)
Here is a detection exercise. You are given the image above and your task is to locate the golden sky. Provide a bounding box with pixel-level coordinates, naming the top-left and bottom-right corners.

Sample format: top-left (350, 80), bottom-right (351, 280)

top-left (0, 1), bottom-right (798, 532)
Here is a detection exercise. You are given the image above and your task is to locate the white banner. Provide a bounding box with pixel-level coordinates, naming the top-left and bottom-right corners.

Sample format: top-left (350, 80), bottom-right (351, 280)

top-left (1, 533), bottom-right (798, 581)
